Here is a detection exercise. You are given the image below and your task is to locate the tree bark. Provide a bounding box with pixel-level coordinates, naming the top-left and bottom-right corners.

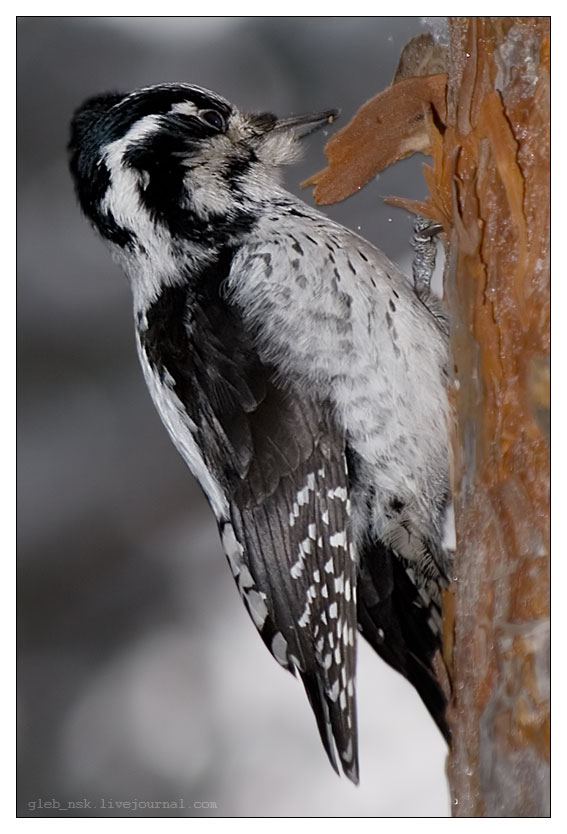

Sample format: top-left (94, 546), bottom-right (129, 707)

top-left (441, 17), bottom-right (550, 817)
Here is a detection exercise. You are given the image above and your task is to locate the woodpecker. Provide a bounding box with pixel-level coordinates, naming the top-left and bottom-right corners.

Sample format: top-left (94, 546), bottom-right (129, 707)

top-left (68, 83), bottom-right (452, 783)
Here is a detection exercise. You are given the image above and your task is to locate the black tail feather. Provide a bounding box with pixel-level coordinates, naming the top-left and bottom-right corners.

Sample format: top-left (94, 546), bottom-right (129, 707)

top-left (300, 670), bottom-right (360, 783)
top-left (357, 539), bottom-right (450, 743)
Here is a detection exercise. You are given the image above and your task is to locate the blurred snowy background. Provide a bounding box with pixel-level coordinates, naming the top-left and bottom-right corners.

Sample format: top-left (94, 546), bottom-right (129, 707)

top-left (17, 16), bottom-right (450, 817)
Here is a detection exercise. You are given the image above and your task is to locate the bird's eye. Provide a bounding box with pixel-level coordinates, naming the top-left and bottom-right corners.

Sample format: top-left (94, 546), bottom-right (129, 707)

top-left (200, 110), bottom-right (226, 132)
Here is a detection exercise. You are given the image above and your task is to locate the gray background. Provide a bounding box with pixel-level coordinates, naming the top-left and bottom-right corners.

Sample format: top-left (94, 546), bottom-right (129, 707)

top-left (17, 16), bottom-right (450, 817)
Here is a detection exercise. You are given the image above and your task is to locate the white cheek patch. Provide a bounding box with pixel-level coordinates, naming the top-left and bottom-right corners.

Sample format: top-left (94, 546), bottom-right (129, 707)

top-left (183, 165), bottom-right (234, 218)
top-left (103, 114), bottom-right (163, 170)
top-left (101, 115), bottom-right (163, 225)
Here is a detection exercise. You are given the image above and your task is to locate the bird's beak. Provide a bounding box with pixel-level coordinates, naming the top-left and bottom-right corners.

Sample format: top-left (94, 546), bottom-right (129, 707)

top-left (271, 108), bottom-right (340, 139)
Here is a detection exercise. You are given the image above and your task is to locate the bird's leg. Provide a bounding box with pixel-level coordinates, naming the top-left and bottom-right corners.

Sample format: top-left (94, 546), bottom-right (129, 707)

top-left (411, 216), bottom-right (443, 302)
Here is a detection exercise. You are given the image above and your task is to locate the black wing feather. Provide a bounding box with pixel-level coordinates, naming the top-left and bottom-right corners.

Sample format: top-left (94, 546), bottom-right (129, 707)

top-left (229, 392), bottom-right (359, 781)
top-left (140, 271), bottom-right (359, 780)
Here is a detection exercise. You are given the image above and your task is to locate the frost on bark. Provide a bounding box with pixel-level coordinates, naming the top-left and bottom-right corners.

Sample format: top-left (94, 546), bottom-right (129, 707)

top-left (306, 17), bottom-right (550, 818)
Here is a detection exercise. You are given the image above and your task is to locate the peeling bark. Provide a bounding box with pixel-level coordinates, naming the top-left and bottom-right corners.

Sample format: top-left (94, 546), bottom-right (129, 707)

top-left (302, 73), bottom-right (447, 204)
top-left (302, 33), bottom-right (448, 205)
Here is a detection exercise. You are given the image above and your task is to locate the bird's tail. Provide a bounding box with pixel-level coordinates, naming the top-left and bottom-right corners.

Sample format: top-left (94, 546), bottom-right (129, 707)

top-left (356, 538), bottom-right (451, 743)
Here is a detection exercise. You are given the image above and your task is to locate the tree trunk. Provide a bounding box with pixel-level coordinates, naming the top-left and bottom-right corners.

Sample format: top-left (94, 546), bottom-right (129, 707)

top-left (442, 17), bottom-right (550, 817)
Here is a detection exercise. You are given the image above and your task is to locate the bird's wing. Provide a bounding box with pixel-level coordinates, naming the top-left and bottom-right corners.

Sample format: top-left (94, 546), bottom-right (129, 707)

top-left (138, 279), bottom-right (359, 782)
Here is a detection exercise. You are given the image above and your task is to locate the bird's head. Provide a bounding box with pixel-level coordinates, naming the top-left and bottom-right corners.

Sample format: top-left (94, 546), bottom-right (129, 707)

top-left (68, 83), bottom-right (337, 253)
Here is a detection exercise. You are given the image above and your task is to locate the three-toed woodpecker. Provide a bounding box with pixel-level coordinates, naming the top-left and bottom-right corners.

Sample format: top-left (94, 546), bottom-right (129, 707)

top-left (68, 83), bottom-right (452, 783)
